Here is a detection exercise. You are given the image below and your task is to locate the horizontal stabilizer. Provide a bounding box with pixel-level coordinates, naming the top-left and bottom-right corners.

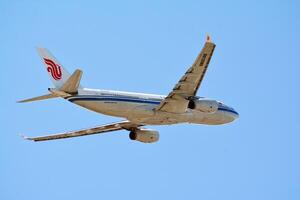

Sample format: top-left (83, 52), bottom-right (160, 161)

top-left (18, 93), bottom-right (57, 103)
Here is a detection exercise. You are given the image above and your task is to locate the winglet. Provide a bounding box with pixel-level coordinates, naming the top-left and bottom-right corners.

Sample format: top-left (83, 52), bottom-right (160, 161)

top-left (206, 34), bottom-right (212, 43)
top-left (20, 134), bottom-right (30, 140)
top-left (20, 134), bottom-right (38, 142)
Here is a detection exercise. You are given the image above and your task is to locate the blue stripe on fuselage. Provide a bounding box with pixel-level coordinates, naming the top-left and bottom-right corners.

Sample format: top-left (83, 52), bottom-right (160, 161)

top-left (68, 95), bottom-right (238, 115)
top-left (68, 96), bottom-right (161, 105)
top-left (218, 107), bottom-right (239, 115)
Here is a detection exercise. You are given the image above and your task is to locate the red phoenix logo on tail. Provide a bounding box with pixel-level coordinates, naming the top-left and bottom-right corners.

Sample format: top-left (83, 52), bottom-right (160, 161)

top-left (44, 58), bottom-right (62, 80)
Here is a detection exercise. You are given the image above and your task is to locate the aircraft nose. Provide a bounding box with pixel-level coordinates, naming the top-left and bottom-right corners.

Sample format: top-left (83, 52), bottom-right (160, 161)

top-left (218, 103), bottom-right (239, 123)
top-left (233, 109), bottom-right (239, 119)
top-left (223, 107), bottom-right (239, 123)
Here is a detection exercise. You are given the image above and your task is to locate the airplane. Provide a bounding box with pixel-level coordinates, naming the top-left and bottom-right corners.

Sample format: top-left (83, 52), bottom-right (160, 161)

top-left (19, 36), bottom-right (239, 143)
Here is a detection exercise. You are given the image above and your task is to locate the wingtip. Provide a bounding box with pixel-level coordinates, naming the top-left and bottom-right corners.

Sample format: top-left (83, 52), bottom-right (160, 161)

top-left (19, 134), bottom-right (32, 141)
top-left (206, 34), bottom-right (212, 43)
top-left (20, 134), bottom-right (27, 140)
top-left (17, 100), bottom-right (26, 103)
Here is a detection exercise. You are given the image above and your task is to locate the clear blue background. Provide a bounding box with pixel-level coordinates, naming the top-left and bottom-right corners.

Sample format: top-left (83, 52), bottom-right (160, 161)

top-left (1, 1), bottom-right (299, 199)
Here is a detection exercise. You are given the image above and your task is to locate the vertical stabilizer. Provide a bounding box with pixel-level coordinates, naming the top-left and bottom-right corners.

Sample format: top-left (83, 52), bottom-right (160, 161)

top-left (37, 48), bottom-right (71, 88)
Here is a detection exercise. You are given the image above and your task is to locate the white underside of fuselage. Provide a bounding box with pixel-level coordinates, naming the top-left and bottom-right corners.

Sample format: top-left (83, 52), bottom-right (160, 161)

top-left (65, 88), bottom-right (238, 125)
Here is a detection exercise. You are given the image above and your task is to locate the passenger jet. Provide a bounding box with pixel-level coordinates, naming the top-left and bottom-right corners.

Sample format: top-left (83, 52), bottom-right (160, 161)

top-left (19, 36), bottom-right (239, 143)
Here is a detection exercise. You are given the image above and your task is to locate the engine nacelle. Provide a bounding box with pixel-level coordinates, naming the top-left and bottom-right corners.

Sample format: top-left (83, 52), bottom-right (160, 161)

top-left (129, 129), bottom-right (159, 143)
top-left (188, 99), bottom-right (218, 113)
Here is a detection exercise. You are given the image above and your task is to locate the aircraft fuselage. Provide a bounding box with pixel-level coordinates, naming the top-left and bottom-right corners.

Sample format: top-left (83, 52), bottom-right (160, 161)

top-left (66, 88), bottom-right (239, 126)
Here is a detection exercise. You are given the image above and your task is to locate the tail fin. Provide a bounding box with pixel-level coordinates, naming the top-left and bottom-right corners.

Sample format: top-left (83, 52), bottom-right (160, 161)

top-left (18, 69), bottom-right (82, 103)
top-left (37, 48), bottom-right (71, 88)
top-left (18, 49), bottom-right (83, 103)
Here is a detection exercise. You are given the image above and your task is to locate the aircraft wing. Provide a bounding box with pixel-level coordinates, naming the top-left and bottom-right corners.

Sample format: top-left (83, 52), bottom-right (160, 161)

top-left (23, 121), bottom-right (142, 142)
top-left (156, 36), bottom-right (216, 113)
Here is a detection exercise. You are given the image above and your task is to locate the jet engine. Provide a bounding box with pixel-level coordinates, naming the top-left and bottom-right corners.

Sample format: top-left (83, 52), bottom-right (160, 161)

top-left (188, 99), bottom-right (218, 113)
top-left (129, 129), bottom-right (159, 143)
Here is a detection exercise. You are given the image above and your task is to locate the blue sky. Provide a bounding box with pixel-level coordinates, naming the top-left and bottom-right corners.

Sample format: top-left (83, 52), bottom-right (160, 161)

top-left (1, 0), bottom-right (300, 199)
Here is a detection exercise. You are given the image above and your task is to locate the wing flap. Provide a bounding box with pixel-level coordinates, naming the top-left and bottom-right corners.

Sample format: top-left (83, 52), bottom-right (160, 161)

top-left (23, 121), bottom-right (141, 142)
